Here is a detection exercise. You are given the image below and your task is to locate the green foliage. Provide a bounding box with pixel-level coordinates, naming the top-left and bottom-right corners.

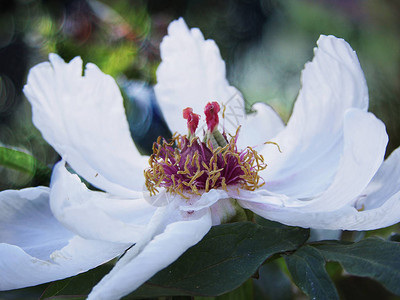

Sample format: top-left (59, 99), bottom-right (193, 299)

top-left (34, 0), bottom-right (156, 81)
top-left (281, 238), bottom-right (400, 298)
top-left (253, 259), bottom-right (293, 300)
top-left (41, 264), bottom-right (114, 299)
top-left (0, 146), bottom-right (36, 175)
top-left (285, 245), bottom-right (339, 300)
top-left (315, 238), bottom-right (400, 295)
top-left (195, 278), bottom-right (253, 300)
top-left (0, 146), bottom-right (52, 185)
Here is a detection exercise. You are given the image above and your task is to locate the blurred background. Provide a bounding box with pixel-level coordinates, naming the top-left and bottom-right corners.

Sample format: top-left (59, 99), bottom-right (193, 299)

top-left (0, 0), bottom-right (399, 298)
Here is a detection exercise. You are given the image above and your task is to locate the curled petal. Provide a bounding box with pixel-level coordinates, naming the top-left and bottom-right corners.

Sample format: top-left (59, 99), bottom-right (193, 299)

top-left (179, 189), bottom-right (229, 212)
top-left (358, 147), bottom-right (400, 210)
top-left (23, 54), bottom-right (147, 196)
top-left (341, 146), bottom-right (400, 230)
top-left (237, 102), bottom-right (284, 150)
top-left (50, 161), bottom-right (157, 243)
top-left (88, 202), bottom-right (212, 300)
top-left (155, 18), bottom-right (243, 135)
top-left (240, 193), bottom-right (400, 231)
top-left (0, 188), bottom-right (128, 290)
top-left (0, 187), bottom-right (72, 261)
top-left (302, 109), bottom-right (387, 212)
top-left (262, 35), bottom-right (369, 199)
top-left (238, 109), bottom-right (389, 229)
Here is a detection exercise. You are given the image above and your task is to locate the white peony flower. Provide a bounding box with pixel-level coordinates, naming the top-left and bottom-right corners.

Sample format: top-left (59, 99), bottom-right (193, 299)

top-left (1, 18), bottom-right (400, 299)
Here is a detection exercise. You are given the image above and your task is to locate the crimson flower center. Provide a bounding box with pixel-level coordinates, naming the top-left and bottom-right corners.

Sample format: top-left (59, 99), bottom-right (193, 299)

top-left (144, 132), bottom-right (266, 199)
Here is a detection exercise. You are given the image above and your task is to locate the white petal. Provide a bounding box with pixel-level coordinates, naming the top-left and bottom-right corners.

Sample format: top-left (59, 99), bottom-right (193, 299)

top-left (179, 188), bottom-right (229, 211)
top-left (144, 189), bottom-right (171, 207)
top-left (0, 188), bottom-right (128, 290)
top-left (238, 109), bottom-right (388, 229)
top-left (146, 188), bottom-right (230, 213)
top-left (155, 18), bottom-right (244, 135)
top-left (88, 202), bottom-right (212, 300)
top-left (333, 192), bottom-right (400, 230)
top-left (301, 109), bottom-right (387, 212)
top-left (0, 187), bottom-right (72, 261)
top-left (210, 198), bottom-right (243, 225)
top-left (50, 161), bottom-right (157, 243)
top-left (241, 196), bottom-right (400, 231)
top-left (357, 147), bottom-right (400, 210)
top-left (23, 54), bottom-right (148, 196)
top-left (338, 146), bottom-right (400, 230)
top-left (261, 35), bottom-right (369, 198)
top-left (237, 102), bottom-right (284, 150)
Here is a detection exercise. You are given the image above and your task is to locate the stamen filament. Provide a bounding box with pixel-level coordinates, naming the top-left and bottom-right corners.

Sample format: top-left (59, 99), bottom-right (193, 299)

top-left (144, 130), bottom-right (267, 198)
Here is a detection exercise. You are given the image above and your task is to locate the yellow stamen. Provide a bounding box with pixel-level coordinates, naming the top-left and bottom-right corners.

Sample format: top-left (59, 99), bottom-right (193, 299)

top-left (144, 130), bottom-right (268, 197)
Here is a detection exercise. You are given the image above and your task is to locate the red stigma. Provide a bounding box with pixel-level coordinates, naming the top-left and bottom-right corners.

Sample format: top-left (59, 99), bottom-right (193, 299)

top-left (204, 101), bottom-right (220, 133)
top-left (183, 107), bottom-right (200, 135)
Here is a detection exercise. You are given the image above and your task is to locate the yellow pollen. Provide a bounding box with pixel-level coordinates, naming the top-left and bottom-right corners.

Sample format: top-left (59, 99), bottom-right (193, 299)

top-left (144, 131), bottom-right (267, 198)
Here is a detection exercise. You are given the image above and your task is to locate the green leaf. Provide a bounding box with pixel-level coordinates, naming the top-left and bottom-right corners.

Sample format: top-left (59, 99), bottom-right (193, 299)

top-left (0, 146), bottom-right (52, 184)
top-left (335, 275), bottom-right (397, 299)
top-left (40, 264), bottom-right (113, 299)
top-left (129, 221), bottom-right (309, 298)
top-left (253, 259), bottom-right (293, 300)
top-left (0, 283), bottom-right (49, 300)
top-left (389, 233), bottom-right (400, 242)
top-left (315, 238), bottom-right (400, 295)
top-left (285, 245), bottom-right (339, 300)
top-left (0, 146), bottom-right (36, 175)
top-left (254, 215), bottom-right (291, 229)
top-left (195, 278), bottom-right (253, 300)
top-left (216, 279), bottom-right (253, 300)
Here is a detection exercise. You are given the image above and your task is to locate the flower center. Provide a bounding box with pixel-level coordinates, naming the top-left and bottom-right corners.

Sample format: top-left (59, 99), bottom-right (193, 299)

top-left (144, 103), bottom-right (267, 199)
